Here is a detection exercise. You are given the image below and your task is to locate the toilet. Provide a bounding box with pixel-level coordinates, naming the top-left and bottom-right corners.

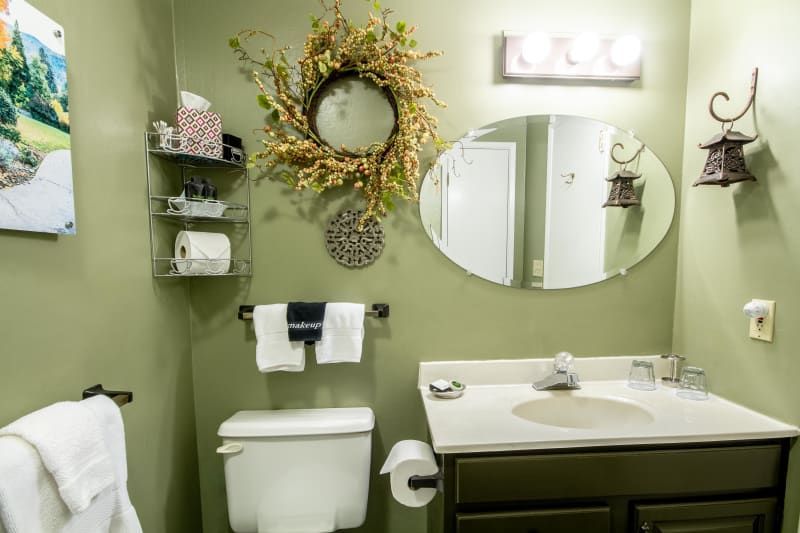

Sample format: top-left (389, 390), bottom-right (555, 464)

top-left (217, 407), bottom-right (375, 533)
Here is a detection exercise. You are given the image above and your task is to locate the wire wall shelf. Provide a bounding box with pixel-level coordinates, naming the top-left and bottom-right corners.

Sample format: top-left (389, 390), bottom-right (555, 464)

top-left (146, 132), bottom-right (246, 169)
top-left (145, 131), bottom-right (253, 279)
top-left (149, 196), bottom-right (249, 224)
top-left (152, 258), bottom-right (252, 278)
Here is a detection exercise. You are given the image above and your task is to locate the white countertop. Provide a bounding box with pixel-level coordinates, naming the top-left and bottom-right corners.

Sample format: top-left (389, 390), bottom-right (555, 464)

top-left (418, 356), bottom-right (799, 454)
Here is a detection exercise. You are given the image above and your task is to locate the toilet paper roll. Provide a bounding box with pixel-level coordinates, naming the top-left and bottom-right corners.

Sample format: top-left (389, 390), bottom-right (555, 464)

top-left (173, 231), bottom-right (231, 275)
top-left (380, 440), bottom-right (439, 508)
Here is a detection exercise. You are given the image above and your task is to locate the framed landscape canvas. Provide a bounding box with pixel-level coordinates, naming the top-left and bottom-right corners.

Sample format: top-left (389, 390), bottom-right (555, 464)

top-left (0, 0), bottom-right (73, 234)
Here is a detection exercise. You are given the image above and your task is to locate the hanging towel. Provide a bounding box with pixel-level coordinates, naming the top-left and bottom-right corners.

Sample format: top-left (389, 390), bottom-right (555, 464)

top-left (316, 303), bottom-right (365, 364)
top-left (81, 396), bottom-right (142, 533)
top-left (0, 396), bottom-right (141, 533)
top-left (254, 304), bottom-right (306, 372)
top-left (0, 435), bottom-right (116, 533)
top-left (286, 302), bottom-right (327, 343)
top-left (0, 401), bottom-right (114, 514)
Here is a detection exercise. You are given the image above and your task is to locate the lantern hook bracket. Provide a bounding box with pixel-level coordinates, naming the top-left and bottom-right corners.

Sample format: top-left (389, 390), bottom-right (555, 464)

top-left (611, 142), bottom-right (645, 168)
top-left (709, 68), bottom-right (758, 128)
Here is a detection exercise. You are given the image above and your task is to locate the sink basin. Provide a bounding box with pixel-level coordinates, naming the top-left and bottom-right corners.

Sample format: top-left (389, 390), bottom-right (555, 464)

top-left (512, 395), bottom-right (654, 430)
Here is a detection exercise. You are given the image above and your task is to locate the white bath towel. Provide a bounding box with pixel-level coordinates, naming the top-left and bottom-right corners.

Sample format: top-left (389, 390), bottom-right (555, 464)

top-left (0, 396), bottom-right (141, 533)
top-left (0, 401), bottom-right (114, 514)
top-left (82, 396), bottom-right (142, 533)
top-left (254, 304), bottom-right (306, 372)
top-left (316, 303), bottom-right (365, 364)
top-left (0, 435), bottom-right (115, 533)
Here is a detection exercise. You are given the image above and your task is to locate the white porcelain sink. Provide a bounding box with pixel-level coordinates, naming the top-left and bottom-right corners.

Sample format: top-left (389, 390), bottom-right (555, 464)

top-left (512, 394), bottom-right (655, 429)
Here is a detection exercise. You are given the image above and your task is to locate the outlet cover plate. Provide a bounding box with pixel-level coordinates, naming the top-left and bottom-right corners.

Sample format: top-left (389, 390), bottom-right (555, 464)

top-left (749, 299), bottom-right (775, 342)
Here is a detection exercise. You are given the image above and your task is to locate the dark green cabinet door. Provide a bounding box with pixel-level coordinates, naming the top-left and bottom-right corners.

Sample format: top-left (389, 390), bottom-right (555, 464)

top-left (634, 498), bottom-right (777, 533)
top-left (456, 506), bottom-right (610, 533)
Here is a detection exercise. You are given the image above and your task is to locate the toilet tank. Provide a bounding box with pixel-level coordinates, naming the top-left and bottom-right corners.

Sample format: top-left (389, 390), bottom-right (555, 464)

top-left (217, 408), bottom-right (375, 533)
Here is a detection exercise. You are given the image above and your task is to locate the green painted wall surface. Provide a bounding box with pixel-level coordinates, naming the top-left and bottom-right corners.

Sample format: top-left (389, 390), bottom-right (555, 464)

top-left (173, 0), bottom-right (690, 531)
top-left (0, 1), bottom-right (202, 531)
top-left (672, 0), bottom-right (800, 530)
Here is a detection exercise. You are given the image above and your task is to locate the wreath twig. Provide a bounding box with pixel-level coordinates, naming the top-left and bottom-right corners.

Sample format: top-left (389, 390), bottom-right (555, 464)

top-left (230, 0), bottom-right (447, 227)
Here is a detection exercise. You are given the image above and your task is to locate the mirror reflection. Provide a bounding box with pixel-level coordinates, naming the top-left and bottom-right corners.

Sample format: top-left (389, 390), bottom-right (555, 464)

top-left (419, 115), bottom-right (675, 289)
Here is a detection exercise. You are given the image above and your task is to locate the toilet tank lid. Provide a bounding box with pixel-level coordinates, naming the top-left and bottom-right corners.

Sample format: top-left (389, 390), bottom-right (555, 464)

top-left (217, 408), bottom-right (375, 437)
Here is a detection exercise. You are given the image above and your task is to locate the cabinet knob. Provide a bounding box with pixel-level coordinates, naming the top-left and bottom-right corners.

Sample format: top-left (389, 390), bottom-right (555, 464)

top-left (640, 522), bottom-right (652, 532)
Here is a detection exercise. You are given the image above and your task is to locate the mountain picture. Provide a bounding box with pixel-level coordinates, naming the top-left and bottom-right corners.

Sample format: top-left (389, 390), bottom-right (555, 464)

top-left (0, 0), bottom-right (73, 235)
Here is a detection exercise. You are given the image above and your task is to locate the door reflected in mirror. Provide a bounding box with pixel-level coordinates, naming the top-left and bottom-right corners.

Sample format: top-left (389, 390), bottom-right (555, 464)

top-left (419, 115), bottom-right (675, 289)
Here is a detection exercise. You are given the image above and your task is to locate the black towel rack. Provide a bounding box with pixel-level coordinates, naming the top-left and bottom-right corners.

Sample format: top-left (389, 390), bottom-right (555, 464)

top-left (238, 303), bottom-right (390, 321)
top-left (82, 384), bottom-right (133, 407)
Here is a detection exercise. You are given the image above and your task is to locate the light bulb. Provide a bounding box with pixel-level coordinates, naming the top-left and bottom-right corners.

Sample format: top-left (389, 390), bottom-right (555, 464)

top-left (521, 32), bottom-right (551, 64)
top-left (610, 35), bottom-right (642, 67)
top-left (568, 33), bottom-right (600, 64)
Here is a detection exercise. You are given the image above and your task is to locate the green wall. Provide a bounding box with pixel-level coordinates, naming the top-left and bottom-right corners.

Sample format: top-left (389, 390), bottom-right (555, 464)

top-left (0, 0), bottom-right (201, 531)
top-left (174, 0), bottom-right (690, 531)
top-left (672, 0), bottom-right (800, 530)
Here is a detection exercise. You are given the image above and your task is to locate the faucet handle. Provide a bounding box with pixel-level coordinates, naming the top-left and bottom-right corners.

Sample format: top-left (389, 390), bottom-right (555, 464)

top-left (554, 352), bottom-right (574, 373)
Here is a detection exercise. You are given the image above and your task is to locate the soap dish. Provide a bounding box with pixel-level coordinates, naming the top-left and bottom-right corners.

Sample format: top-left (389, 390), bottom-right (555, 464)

top-left (429, 379), bottom-right (466, 399)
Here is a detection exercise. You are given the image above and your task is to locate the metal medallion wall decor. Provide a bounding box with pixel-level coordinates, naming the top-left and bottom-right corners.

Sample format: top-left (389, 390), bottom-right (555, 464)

top-left (603, 142), bottom-right (645, 208)
top-left (325, 210), bottom-right (385, 267)
top-left (694, 68), bottom-right (759, 187)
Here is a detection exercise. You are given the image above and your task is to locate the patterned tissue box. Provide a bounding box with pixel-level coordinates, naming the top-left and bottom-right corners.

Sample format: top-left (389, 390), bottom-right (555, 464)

top-left (176, 106), bottom-right (223, 158)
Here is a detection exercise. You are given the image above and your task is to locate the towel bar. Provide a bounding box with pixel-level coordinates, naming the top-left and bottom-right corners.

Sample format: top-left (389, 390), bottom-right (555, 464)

top-left (237, 303), bottom-right (390, 321)
top-left (82, 384), bottom-right (133, 407)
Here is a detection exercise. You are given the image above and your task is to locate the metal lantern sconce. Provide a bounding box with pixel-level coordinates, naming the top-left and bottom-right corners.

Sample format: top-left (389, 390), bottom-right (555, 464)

top-left (694, 68), bottom-right (759, 187)
top-left (603, 142), bottom-right (645, 208)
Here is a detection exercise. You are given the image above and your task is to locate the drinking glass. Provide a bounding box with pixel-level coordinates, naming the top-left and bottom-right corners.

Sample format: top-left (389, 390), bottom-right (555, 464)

top-left (628, 360), bottom-right (656, 391)
top-left (677, 366), bottom-right (709, 400)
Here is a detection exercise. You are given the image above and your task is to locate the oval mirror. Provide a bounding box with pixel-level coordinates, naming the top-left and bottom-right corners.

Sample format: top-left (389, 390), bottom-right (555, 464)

top-left (419, 115), bottom-right (675, 289)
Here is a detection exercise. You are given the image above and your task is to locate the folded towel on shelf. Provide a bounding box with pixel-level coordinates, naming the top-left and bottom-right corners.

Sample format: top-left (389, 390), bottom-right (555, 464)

top-left (0, 396), bottom-right (141, 533)
top-left (0, 400), bottom-right (114, 514)
top-left (286, 302), bottom-right (327, 344)
top-left (254, 304), bottom-right (306, 372)
top-left (316, 303), bottom-right (365, 364)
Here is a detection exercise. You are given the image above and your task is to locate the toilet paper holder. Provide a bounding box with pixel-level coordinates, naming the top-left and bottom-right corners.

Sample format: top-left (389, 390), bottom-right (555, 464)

top-left (408, 471), bottom-right (443, 492)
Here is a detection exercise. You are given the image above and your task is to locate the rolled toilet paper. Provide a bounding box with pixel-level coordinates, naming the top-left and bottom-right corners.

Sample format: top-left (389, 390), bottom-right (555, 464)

top-left (380, 440), bottom-right (439, 508)
top-left (173, 230), bottom-right (231, 275)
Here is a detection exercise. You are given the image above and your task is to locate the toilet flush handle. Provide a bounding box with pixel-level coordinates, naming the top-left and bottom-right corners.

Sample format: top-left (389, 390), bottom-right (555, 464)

top-left (216, 442), bottom-right (243, 455)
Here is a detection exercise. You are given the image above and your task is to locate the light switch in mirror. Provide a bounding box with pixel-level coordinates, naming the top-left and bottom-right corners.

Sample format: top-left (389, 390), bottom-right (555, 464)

top-left (419, 115), bottom-right (675, 289)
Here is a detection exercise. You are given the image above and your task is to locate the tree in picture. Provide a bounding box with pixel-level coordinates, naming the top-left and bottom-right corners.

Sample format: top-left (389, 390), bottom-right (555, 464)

top-left (0, 0), bottom-right (73, 234)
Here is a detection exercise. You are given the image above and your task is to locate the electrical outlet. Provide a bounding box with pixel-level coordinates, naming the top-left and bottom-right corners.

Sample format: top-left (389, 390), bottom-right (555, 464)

top-left (532, 259), bottom-right (544, 277)
top-left (749, 299), bottom-right (776, 342)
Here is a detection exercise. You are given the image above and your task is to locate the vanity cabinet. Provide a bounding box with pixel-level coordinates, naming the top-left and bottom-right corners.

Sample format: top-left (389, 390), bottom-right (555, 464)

top-left (431, 440), bottom-right (789, 533)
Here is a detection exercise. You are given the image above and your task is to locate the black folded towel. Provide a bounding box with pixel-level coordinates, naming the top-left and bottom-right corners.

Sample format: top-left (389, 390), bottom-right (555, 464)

top-left (286, 302), bottom-right (327, 344)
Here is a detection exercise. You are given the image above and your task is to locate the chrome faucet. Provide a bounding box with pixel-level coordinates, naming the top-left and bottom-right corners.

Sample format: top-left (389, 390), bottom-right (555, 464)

top-left (533, 352), bottom-right (581, 391)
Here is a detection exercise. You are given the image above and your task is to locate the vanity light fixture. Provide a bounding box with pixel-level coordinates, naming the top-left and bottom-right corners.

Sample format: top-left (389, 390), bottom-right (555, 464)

top-left (521, 32), bottom-right (552, 64)
top-left (610, 35), bottom-right (642, 67)
top-left (567, 33), bottom-right (600, 64)
top-left (502, 31), bottom-right (642, 81)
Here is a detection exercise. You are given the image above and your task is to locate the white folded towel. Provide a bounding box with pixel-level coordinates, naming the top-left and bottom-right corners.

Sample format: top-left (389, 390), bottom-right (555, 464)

top-left (82, 396), bottom-right (142, 533)
top-left (0, 401), bottom-right (114, 514)
top-left (316, 303), bottom-right (365, 364)
top-left (254, 304), bottom-right (306, 372)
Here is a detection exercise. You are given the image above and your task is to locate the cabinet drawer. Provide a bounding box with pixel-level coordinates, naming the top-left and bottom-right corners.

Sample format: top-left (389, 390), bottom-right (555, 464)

top-left (634, 497), bottom-right (777, 533)
top-left (457, 506), bottom-right (610, 533)
top-left (455, 445), bottom-right (781, 504)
